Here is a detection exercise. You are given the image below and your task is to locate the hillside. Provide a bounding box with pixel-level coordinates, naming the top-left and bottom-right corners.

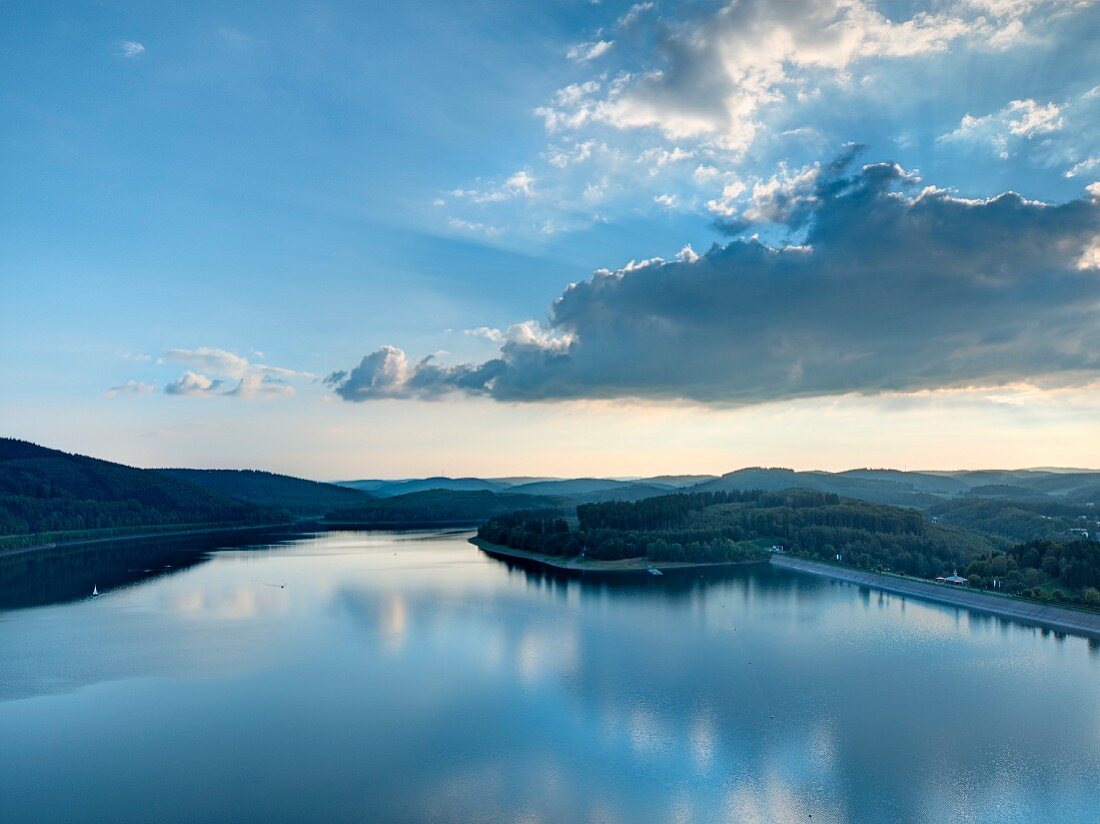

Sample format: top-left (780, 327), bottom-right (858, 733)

top-left (157, 468), bottom-right (370, 515)
top-left (0, 439), bottom-right (286, 544)
top-left (325, 489), bottom-right (569, 525)
top-left (930, 497), bottom-right (1100, 543)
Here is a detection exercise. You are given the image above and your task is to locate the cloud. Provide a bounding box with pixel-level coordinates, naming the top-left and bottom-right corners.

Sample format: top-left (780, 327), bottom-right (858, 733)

top-left (331, 154), bottom-right (1100, 406)
top-left (162, 347), bottom-right (252, 379)
top-left (154, 347), bottom-right (310, 399)
top-left (617, 2), bottom-right (656, 29)
top-left (535, 0), bottom-right (1051, 156)
top-left (165, 371), bottom-right (223, 396)
top-left (449, 170), bottom-right (537, 205)
top-left (224, 373), bottom-right (296, 399)
top-left (566, 40), bottom-right (614, 62)
top-left (104, 380), bottom-right (156, 397)
top-left (324, 345), bottom-right (507, 401)
top-left (116, 40), bottom-right (145, 59)
top-left (447, 216), bottom-right (501, 237)
top-left (443, 0), bottom-right (1096, 243)
top-left (466, 326), bottom-right (505, 343)
top-left (1065, 157), bottom-right (1099, 178)
top-left (940, 98), bottom-right (1064, 157)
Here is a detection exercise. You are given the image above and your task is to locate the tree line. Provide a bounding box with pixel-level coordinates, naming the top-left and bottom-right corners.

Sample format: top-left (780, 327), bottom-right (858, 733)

top-left (964, 539), bottom-right (1100, 606)
top-left (478, 489), bottom-right (996, 567)
top-left (0, 439), bottom-right (284, 539)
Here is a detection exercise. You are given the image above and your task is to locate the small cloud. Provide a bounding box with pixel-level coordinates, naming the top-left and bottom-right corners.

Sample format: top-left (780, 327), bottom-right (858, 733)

top-left (504, 170), bottom-right (536, 197)
top-left (566, 40), bottom-right (614, 62)
top-left (225, 374), bottom-right (295, 399)
top-left (617, 2), bottom-right (656, 29)
top-left (675, 244), bottom-right (699, 263)
top-left (105, 380), bottom-right (156, 397)
top-left (939, 99), bottom-right (1063, 157)
top-left (692, 165), bottom-right (721, 184)
top-left (653, 193), bottom-right (679, 209)
top-left (116, 40), bottom-right (145, 59)
top-left (159, 347), bottom-right (309, 399)
top-left (466, 326), bottom-right (505, 343)
top-left (161, 347), bottom-right (251, 379)
top-left (450, 171), bottom-right (536, 204)
top-left (165, 372), bottom-right (222, 397)
top-left (447, 217), bottom-right (501, 237)
top-left (1066, 157), bottom-right (1100, 179)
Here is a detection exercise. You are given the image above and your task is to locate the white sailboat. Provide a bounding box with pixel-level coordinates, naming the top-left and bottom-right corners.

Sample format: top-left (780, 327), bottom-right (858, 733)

top-left (92, 585), bottom-right (99, 597)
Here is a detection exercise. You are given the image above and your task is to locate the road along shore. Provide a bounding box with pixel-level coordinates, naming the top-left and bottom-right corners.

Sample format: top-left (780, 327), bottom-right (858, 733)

top-left (771, 554), bottom-right (1100, 640)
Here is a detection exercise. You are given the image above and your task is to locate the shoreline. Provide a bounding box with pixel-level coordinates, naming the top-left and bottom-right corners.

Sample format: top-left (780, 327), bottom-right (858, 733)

top-left (772, 555), bottom-right (1100, 639)
top-left (0, 521), bottom-right (299, 560)
top-left (474, 537), bottom-right (1100, 638)
top-left (470, 537), bottom-right (768, 573)
top-left (325, 520), bottom-right (482, 530)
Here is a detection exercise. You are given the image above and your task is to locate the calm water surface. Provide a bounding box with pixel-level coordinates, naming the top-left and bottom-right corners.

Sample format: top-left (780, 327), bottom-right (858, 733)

top-left (1, 530), bottom-right (1098, 823)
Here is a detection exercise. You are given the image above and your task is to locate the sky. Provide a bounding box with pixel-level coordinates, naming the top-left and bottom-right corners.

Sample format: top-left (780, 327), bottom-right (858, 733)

top-left (2, 0), bottom-right (1100, 479)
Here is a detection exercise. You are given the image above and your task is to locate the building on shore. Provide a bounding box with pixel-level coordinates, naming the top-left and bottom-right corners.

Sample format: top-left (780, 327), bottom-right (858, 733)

top-left (935, 570), bottom-right (968, 586)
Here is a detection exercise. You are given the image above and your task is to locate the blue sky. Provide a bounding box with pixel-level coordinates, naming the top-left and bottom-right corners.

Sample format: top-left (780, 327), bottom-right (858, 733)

top-left (3, 0), bottom-right (1099, 477)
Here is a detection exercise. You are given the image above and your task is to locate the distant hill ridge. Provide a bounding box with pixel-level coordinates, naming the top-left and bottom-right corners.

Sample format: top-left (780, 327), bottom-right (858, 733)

top-left (156, 468), bottom-right (371, 515)
top-left (325, 489), bottom-right (571, 525)
top-left (0, 439), bottom-right (285, 544)
top-left (5, 436), bottom-right (1100, 547)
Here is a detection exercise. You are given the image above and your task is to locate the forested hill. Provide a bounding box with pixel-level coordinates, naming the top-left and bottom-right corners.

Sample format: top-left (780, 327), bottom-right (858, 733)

top-left (478, 488), bottom-right (1002, 569)
top-left (0, 439), bottom-right (287, 545)
top-left (325, 489), bottom-right (569, 525)
top-left (157, 468), bottom-right (370, 515)
top-left (929, 496), bottom-right (1100, 543)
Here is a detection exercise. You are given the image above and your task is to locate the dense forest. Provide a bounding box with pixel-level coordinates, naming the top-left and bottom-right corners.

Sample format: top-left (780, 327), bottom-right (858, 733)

top-left (0, 439), bottom-right (287, 545)
top-left (157, 468), bottom-right (370, 515)
top-left (478, 489), bottom-right (1002, 568)
top-left (325, 489), bottom-right (568, 525)
top-left (930, 497), bottom-right (1099, 543)
top-left (963, 539), bottom-right (1100, 606)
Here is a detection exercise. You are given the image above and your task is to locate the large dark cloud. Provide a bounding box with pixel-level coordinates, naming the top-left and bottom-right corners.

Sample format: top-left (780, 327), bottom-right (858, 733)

top-left (327, 158), bottom-right (1100, 405)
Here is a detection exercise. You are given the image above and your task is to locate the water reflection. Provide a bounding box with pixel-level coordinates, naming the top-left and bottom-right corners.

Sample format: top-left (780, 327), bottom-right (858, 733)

top-left (0, 526), bottom-right (305, 611)
top-left (0, 530), bottom-right (1097, 824)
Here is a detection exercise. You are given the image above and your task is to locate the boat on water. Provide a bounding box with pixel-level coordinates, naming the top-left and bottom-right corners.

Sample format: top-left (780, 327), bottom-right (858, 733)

top-left (92, 585), bottom-right (99, 597)
top-left (647, 567), bottom-right (663, 576)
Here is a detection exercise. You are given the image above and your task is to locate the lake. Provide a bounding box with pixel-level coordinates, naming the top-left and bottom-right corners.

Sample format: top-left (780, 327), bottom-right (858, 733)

top-left (1, 529), bottom-right (1098, 823)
